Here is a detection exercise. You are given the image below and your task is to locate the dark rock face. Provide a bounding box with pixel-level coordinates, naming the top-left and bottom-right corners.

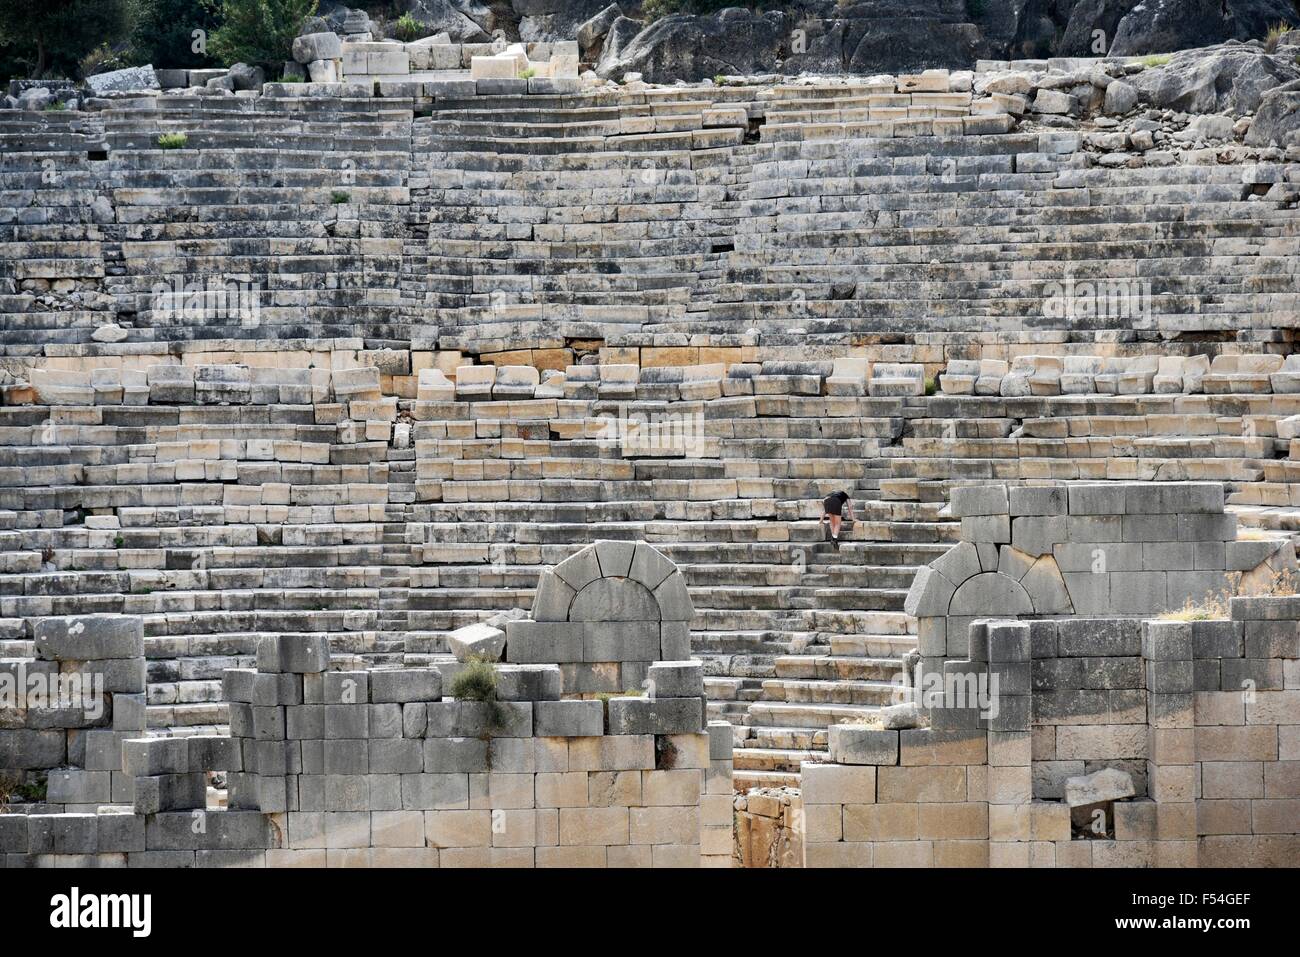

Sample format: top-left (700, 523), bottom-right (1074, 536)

top-left (596, 16), bottom-right (648, 73)
top-left (1130, 44), bottom-right (1300, 113)
top-left (1245, 77), bottom-right (1300, 146)
top-left (400, 0), bottom-right (491, 42)
top-left (599, 9), bottom-right (793, 82)
top-left (1057, 0), bottom-right (1300, 56)
top-left (514, 0), bottom-right (617, 43)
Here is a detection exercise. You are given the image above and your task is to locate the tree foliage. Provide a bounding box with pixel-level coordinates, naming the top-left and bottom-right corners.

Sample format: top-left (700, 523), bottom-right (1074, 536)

top-left (0, 0), bottom-right (132, 78)
top-left (206, 0), bottom-right (318, 68)
top-left (131, 0), bottom-right (222, 69)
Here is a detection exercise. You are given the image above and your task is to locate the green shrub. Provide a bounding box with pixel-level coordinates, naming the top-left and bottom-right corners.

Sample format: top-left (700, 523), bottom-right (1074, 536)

top-left (1139, 54), bottom-right (1171, 68)
top-left (78, 42), bottom-right (128, 80)
top-left (157, 132), bottom-right (189, 149)
top-left (330, 190), bottom-right (350, 204)
top-left (208, 0), bottom-right (319, 69)
top-left (43, 100), bottom-right (68, 112)
top-left (389, 12), bottom-right (426, 43)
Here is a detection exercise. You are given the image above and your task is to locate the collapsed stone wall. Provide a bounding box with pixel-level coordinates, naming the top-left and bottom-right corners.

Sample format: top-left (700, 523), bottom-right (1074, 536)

top-left (793, 480), bottom-right (1299, 868)
top-left (906, 481), bottom-right (1297, 695)
top-left (802, 597), bottom-right (1300, 867)
top-left (0, 542), bottom-right (736, 868)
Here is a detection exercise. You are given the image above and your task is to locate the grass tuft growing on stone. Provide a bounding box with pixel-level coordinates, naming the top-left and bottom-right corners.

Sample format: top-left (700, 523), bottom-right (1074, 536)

top-left (450, 655), bottom-right (499, 702)
top-left (157, 132), bottom-right (188, 149)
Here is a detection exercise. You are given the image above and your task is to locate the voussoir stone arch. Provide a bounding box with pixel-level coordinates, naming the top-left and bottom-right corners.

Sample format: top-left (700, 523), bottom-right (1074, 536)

top-left (507, 540), bottom-right (695, 695)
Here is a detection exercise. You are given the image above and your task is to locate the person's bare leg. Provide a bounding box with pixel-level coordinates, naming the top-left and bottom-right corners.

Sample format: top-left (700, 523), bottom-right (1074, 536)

top-left (829, 514), bottom-right (841, 540)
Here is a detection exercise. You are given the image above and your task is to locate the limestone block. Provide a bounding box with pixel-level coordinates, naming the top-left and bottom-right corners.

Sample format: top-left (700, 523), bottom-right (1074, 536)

top-left (1269, 354), bottom-right (1300, 393)
top-left (903, 565), bottom-right (956, 618)
top-left (1153, 355), bottom-right (1193, 394)
top-left (867, 362), bottom-right (924, 397)
top-left (826, 357), bottom-right (870, 395)
top-left (653, 572), bottom-right (694, 622)
top-left (530, 572), bottom-right (577, 623)
top-left (1203, 353), bottom-right (1283, 394)
top-left (35, 614), bottom-right (143, 660)
top-left (417, 368), bottom-right (455, 401)
top-left (606, 696), bottom-right (703, 735)
top-left (293, 33), bottom-right (343, 64)
top-left (534, 700), bottom-right (603, 737)
top-left (31, 368), bottom-right (93, 405)
top-left (1060, 355), bottom-right (1101, 394)
top-left (999, 355), bottom-right (1037, 397)
top-left (1064, 767), bottom-right (1135, 806)
top-left (949, 573), bottom-right (1034, 617)
top-left (1012, 515), bottom-right (1067, 557)
top-left (1021, 556), bottom-right (1074, 615)
top-left (446, 622), bottom-right (506, 662)
top-left (829, 725), bottom-right (899, 765)
top-left (974, 359), bottom-right (1009, 395)
top-left (1009, 485), bottom-right (1066, 517)
top-left (1115, 356), bottom-right (1158, 395)
top-left (647, 661), bottom-right (703, 698)
top-left (194, 364), bottom-right (251, 403)
top-left (454, 364), bottom-right (495, 399)
top-left (593, 539), bottom-right (635, 578)
top-left (493, 365), bottom-right (539, 397)
top-left (332, 366), bottom-right (381, 400)
top-left (571, 578), bottom-right (659, 622)
top-left (938, 359), bottom-right (979, 395)
top-left (629, 542), bottom-right (675, 591)
top-left (950, 483), bottom-right (1009, 518)
top-left (553, 545), bottom-right (602, 592)
top-left (931, 540), bottom-right (980, 586)
top-left (371, 669), bottom-right (442, 704)
top-left (504, 620), bottom-right (583, 664)
top-left (1025, 355), bottom-right (1063, 396)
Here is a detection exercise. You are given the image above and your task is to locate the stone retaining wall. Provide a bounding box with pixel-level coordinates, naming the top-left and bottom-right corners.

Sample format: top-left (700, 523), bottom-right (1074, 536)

top-left (802, 596), bottom-right (1300, 867)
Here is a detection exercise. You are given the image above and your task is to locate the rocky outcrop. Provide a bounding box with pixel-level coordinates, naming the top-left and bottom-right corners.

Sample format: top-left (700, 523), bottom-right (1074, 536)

top-left (598, 9), bottom-right (793, 83)
top-left (1246, 78), bottom-right (1300, 146)
top-left (1130, 44), bottom-right (1300, 113)
top-left (401, 0), bottom-right (492, 42)
top-left (1060, 0), bottom-right (1300, 56)
top-left (516, 0), bottom-right (617, 43)
top-left (596, 16), bottom-right (646, 75)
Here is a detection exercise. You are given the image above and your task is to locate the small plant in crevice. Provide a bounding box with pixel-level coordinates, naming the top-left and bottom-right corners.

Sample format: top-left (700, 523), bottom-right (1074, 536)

top-left (157, 132), bottom-right (188, 149)
top-left (518, 67), bottom-right (536, 80)
top-left (1264, 21), bottom-right (1293, 54)
top-left (451, 655), bottom-right (507, 731)
top-left (330, 190), bottom-right (350, 204)
top-left (390, 13), bottom-right (427, 43)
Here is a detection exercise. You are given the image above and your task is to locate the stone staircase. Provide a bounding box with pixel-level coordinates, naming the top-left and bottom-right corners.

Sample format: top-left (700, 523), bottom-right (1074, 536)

top-left (2, 77), bottom-right (1298, 788)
